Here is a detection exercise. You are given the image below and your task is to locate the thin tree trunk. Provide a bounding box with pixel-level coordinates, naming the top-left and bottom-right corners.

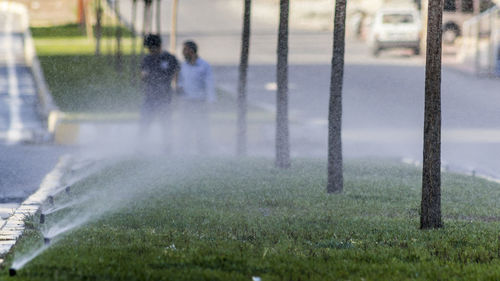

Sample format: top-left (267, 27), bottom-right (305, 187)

top-left (140, 0), bottom-right (152, 58)
top-left (84, 0), bottom-right (93, 39)
top-left (237, 0), bottom-right (252, 156)
top-left (115, 0), bottom-right (123, 72)
top-left (276, 0), bottom-right (290, 168)
top-left (131, 0), bottom-right (138, 83)
top-left (170, 0), bottom-right (179, 54)
top-left (95, 0), bottom-right (103, 56)
top-left (421, 0), bottom-right (444, 229)
top-left (156, 0), bottom-right (161, 35)
top-left (78, 0), bottom-right (85, 29)
top-left (148, 1), bottom-right (154, 35)
top-left (106, 0), bottom-right (114, 62)
top-left (327, 0), bottom-right (346, 193)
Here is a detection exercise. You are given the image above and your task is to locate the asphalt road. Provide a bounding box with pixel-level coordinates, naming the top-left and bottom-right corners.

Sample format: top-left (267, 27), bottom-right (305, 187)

top-left (113, 0), bottom-right (500, 178)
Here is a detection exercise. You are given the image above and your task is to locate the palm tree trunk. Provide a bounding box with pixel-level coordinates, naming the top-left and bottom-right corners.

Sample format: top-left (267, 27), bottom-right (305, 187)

top-left (421, 0), bottom-right (444, 229)
top-left (237, 0), bottom-right (252, 156)
top-left (276, 0), bottom-right (290, 168)
top-left (327, 0), bottom-right (346, 193)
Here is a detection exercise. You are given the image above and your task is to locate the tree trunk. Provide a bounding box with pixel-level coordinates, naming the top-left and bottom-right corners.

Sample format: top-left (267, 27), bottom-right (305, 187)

top-left (78, 0), bottom-right (86, 29)
top-left (327, 0), bottom-right (346, 193)
top-left (237, 0), bottom-right (252, 156)
top-left (115, 0), bottom-right (123, 72)
top-left (276, 0), bottom-right (290, 169)
top-left (106, 0), bottom-right (114, 62)
top-left (170, 0), bottom-right (179, 54)
top-left (421, 0), bottom-right (444, 230)
top-left (84, 0), bottom-right (93, 39)
top-left (95, 0), bottom-right (103, 56)
top-left (131, 0), bottom-right (138, 84)
top-left (140, 0), bottom-right (153, 58)
top-left (156, 0), bottom-right (161, 35)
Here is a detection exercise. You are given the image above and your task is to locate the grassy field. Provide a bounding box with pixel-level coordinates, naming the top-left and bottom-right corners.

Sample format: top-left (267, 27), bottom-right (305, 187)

top-left (25, 24), bottom-right (500, 280)
top-left (3, 157), bottom-right (500, 280)
top-left (32, 24), bottom-right (269, 123)
top-left (33, 24), bottom-right (143, 113)
top-left (38, 55), bottom-right (142, 113)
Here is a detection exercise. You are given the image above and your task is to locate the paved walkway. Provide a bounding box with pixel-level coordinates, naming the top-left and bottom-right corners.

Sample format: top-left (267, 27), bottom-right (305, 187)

top-left (0, 3), bottom-right (44, 144)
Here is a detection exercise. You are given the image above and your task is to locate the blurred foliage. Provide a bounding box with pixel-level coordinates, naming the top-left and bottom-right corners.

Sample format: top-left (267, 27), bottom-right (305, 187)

top-left (30, 24), bottom-right (133, 38)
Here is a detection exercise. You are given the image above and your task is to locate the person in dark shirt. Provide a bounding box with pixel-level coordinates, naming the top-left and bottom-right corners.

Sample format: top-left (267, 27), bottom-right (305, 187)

top-left (140, 34), bottom-right (179, 151)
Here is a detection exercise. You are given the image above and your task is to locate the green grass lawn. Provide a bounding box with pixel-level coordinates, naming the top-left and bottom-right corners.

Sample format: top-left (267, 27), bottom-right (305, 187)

top-left (4, 157), bottom-right (500, 280)
top-left (31, 24), bottom-right (133, 38)
top-left (26, 24), bottom-right (500, 280)
top-left (38, 55), bottom-right (142, 113)
top-left (33, 25), bottom-right (269, 122)
top-left (33, 24), bottom-right (143, 113)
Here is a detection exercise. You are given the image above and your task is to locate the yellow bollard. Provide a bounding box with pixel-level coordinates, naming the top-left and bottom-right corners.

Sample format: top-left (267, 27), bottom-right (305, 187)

top-left (54, 122), bottom-right (80, 145)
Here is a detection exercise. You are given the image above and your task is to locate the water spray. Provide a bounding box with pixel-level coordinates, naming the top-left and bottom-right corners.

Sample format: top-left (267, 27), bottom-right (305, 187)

top-left (42, 196), bottom-right (91, 216)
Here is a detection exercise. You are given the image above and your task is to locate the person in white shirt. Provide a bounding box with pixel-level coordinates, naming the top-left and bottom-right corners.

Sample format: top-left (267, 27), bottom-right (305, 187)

top-left (177, 40), bottom-right (216, 154)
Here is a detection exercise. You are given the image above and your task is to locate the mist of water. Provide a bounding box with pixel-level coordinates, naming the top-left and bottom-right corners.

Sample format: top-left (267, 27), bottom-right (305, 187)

top-left (10, 148), bottom-right (194, 271)
top-left (42, 213), bottom-right (92, 239)
top-left (11, 245), bottom-right (49, 270)
top-left (42, 195), bottom-right (90, 215)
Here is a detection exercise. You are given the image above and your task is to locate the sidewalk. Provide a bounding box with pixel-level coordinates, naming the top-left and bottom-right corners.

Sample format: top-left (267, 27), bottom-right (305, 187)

top-left (0, 2), bottom-right (48, 144)
top-left (0, 2), bottom-right (64, 262)
top-left (442, 43), bottom-right (478, 76)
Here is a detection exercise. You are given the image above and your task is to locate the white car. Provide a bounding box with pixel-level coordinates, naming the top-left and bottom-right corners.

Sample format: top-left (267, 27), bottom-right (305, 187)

top-left (368, 8), bottom-right (422, 56)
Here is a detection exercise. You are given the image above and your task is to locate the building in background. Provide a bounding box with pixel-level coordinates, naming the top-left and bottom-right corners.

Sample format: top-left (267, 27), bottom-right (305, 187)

top-left (6, 0), bottom-right (77, 26)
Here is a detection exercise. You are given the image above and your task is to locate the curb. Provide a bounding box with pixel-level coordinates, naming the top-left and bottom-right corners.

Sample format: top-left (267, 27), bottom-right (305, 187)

top-left (0, 155), bottom-right (74, 265)
top-left (401, 157), bottom-right (500, 185)
top-left (48, 112), bottom-right (81, 145)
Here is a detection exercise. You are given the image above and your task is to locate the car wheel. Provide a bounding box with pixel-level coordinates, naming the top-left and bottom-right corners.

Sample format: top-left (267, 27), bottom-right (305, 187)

top-left (413, 47), bottom-right (420, 56)
top-left (372, 45), bottom-right (381, 57)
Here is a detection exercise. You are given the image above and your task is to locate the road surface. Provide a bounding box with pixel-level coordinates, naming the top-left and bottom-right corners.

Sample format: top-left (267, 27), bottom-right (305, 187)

top-left (112, 0), bottom-right (500, 179)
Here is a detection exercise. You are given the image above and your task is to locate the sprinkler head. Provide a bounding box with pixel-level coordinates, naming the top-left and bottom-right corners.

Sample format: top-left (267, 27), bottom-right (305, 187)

top-left (47, 196), bottom-right (54, 206)
top-left (39, 213), bottom-right (45, 224)
top-left (65, 186), bottom-right (71, 194)
top-left (9, 268), bottom-right (16, 276)
top-left (44, 237), bottom-right (50, 245)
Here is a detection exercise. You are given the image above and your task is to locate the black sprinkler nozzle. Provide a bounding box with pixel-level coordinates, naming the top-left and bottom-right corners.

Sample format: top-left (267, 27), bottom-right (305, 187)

top-left (65, 186), bottom-right (71, 194)
top-left (39, 213), bottom-right (45, 224)
top-left (9, 268), bottom-right (16, 276)
top-left (44, 237), bottom-right (50, 245)
top-left (47, 196), bottom-right (54, 206)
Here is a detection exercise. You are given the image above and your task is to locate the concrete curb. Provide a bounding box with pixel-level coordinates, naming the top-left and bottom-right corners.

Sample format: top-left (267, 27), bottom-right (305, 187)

top-left (0, 155), bottom-right (74, 265)
top-left (402, 157), bottom-right (500, 185)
